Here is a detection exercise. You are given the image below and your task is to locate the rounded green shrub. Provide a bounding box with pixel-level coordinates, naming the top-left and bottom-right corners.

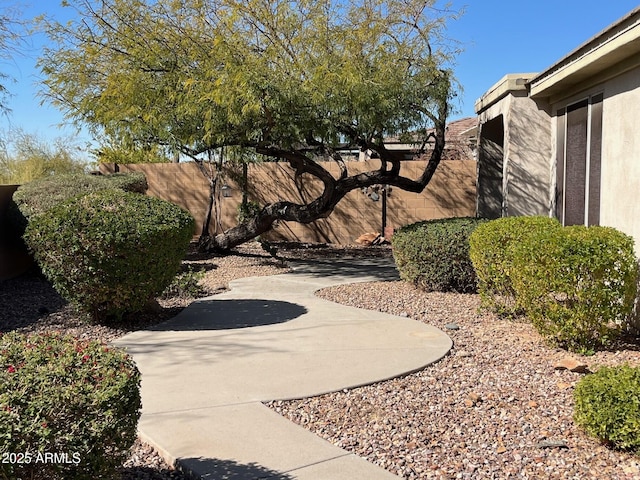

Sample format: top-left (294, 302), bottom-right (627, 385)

top-left (24, 189), bottom-right (195, 322)
top-left (469, 216), bottom-right (562, 315)
top-left (574, 365), bottom-right (640, 452)
top-left (8, 172), bottom-right (148, 236)
top-left (0, 332), bottom-right (141, 480)
top-left (392, 217), bottom-right (487, 293)
top-left (511, 225), bottom-right (637, 353)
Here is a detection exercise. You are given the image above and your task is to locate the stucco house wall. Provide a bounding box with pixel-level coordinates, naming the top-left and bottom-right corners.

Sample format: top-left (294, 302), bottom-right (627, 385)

top-left (593, 66), bottom-right (640, 247)
top-left (475, 7), bottom-right (640, 251)
top-left (475, 75), bottom-right (552, 218)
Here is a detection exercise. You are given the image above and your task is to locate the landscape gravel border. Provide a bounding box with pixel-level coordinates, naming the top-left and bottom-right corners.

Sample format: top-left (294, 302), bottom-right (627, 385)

top-left (2, 242), bottom-right (640, 479)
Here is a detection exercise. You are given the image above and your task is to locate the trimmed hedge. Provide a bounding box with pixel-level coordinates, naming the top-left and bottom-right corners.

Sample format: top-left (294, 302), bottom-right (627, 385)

top-left (24, 189), bottom-right (194, 322)
top-left (0, 332), bottom-right (141, 480)
top-left (8, 172), bottom-right (148, 236)
top-left (469, 216), bottom-right (562, 315)
top-left (510, 225), bottom-right (637, 353)
top-left (574, 365), bottom-right (640, 452)
top-left (392, 217), bottom-right (487, 293)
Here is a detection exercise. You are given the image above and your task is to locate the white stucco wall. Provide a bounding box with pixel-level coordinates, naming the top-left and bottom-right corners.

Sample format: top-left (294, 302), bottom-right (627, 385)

top-left (600, 66), bottom-right (640, 251)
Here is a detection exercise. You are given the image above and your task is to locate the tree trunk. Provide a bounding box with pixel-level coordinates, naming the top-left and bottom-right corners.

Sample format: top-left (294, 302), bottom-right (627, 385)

top-left (201, 152), bottom-right (445, 253)
top-left (199, 100), bottom-right (448, 253)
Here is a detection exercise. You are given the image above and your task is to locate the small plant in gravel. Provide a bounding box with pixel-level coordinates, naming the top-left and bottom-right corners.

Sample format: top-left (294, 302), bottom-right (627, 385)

top-left (161, 266), bottom-right (206, 299)
top-left (392, 217), bottom-right (487, 293)
top-left (574, 365), bottom-right (640, 453)
top-left (24, 189), bottom-right (195, 322)
top-left (469, 216), bottom-right (562, 316)
top-left (0, 331), bottom-right (141, 480)
top-left (511, 225), bottom-right (637, 353)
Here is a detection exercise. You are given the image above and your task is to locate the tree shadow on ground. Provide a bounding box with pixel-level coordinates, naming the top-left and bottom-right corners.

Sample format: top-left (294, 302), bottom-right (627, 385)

top-left (148, 299), bottom-right (308, 331)
top-left (0, 269), bottom-right (67, 330)
top-left (119, 457), bottom-right (295, 479)
top-left (286, 257), bottom-right (399, 282)
top-left (177, 457), bottom-right (295, 480)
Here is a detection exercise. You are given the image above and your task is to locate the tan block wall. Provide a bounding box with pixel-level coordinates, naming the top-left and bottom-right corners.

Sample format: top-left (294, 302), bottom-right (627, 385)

top-left (100, 159), bottom-right (477, 245)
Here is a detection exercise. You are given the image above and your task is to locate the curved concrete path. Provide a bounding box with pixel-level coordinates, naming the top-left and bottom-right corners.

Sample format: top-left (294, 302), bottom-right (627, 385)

top-left (113, 257), bottom-right (452, 479)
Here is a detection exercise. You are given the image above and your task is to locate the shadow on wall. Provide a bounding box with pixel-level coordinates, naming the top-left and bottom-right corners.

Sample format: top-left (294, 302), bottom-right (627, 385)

top-left (422, 161), bottom-right (478, 218)
top-left (0, 185), bottom-right (33, 281)
top-left (100, 158), bottom-right (477, 245)
top-left (505, 102), bottom-right (552, 216)
top-left (477, 115), bottom-right (504, 219)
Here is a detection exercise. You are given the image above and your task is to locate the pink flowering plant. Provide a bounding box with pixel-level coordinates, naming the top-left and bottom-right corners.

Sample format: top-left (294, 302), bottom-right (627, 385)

top-left (0, 332), bottom-right (141, 480)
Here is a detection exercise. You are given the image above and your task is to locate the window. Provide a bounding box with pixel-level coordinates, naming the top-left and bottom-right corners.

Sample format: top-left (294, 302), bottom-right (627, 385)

top-left (555, 93), bottom-right (603, 226)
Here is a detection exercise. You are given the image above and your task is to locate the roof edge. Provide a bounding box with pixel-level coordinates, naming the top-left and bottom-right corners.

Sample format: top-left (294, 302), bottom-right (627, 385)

top-left (474, 74), bottom-right (538, 114)
top-left (529, 7), bottom-right (640, 99)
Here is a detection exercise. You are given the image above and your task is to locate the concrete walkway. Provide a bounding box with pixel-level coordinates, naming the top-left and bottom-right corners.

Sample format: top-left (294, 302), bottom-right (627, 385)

top-left (113, 257), bottom-right (453, 479)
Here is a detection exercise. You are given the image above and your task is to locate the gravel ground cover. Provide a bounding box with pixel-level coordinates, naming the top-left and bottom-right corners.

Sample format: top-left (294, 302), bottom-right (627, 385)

top-left (270, 281), bottom-right (640, 479)
top-left (2, 241), bottom-right (640, 479)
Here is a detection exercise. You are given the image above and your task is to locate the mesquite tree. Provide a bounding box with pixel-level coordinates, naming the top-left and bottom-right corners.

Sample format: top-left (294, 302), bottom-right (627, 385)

top-left (39, 0), bottom-right (460, 252)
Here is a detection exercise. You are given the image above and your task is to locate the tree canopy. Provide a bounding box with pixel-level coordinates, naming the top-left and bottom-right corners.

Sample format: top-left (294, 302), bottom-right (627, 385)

top-left (39, 0), bottom-right (461, 250)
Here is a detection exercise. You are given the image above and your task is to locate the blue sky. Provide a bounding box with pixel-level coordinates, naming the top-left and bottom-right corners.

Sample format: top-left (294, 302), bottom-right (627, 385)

top-left (1, 0), bottom-right (639, 147)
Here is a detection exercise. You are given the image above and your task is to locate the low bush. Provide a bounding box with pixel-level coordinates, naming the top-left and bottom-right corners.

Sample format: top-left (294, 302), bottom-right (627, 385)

top-left (392, 217), bottom-right (487, 293)
top-left (161, 266), bottom-right (206, 299)
top-left (0, 332), bottom-right (141, 480)
top-left (469, 216), bottom-right (562, 315)
top-left (25, 189), bottom-right (194, 322)
top-left (8, 172), bottom-right (148, 236)
top-left (574, 365), bottom-right (640, 452)
top-left (237, 200), bottom-right (261, 223)
top-left (511, 225), bottom-right (637, 353)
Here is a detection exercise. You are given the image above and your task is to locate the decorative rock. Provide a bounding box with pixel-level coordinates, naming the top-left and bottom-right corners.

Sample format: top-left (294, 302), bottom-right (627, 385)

top-left (464, 392), bottom-right (481, 407)
top-left (536, 439), bottom-right (568, 449)
top-left (445, 323), bottom-right (460, 331)
top-left (554, 358), bottom-right (589, 373)
top-left (355, 232), bottom-right (380, 245)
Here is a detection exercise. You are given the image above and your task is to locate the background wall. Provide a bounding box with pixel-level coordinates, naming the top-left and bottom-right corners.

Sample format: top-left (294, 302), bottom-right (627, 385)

top-left (100, 158), bottom-right (476, 245)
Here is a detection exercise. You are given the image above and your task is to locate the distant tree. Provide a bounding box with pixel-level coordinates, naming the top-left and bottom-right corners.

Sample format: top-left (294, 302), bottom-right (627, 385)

top-left (39, 0), bottom-right (461, 252)
top-left (94, 141), bottom-right (175, 165)
top-left (0, 129), bottom-right (90, 184)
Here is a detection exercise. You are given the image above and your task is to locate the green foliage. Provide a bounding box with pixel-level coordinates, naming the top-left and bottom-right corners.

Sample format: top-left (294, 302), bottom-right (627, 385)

top-left (39, 0), bottom-right (457, 157)
top-left (24, 189), bottom-right (194, 322)
top-left (510, 225), bottom-right (637, 353)
top-left (95, 142), bottom-right (175, 164)
top-left (0, 331), bottom-right (141, 480)
top-left (574, 365), bottom-right (640, 452)
top-left (0, 129), bottom-right (91, 184)
top-left (469, 216), bottom-right (562, 315)
top-left (392, 217), bottom-right (487, 293)
top-left (8, 172), bottom-right (147, 236)
top-left (237, 200), bottom-right (261, 224)
top-left (161, 266), bottom-right (206, 300)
